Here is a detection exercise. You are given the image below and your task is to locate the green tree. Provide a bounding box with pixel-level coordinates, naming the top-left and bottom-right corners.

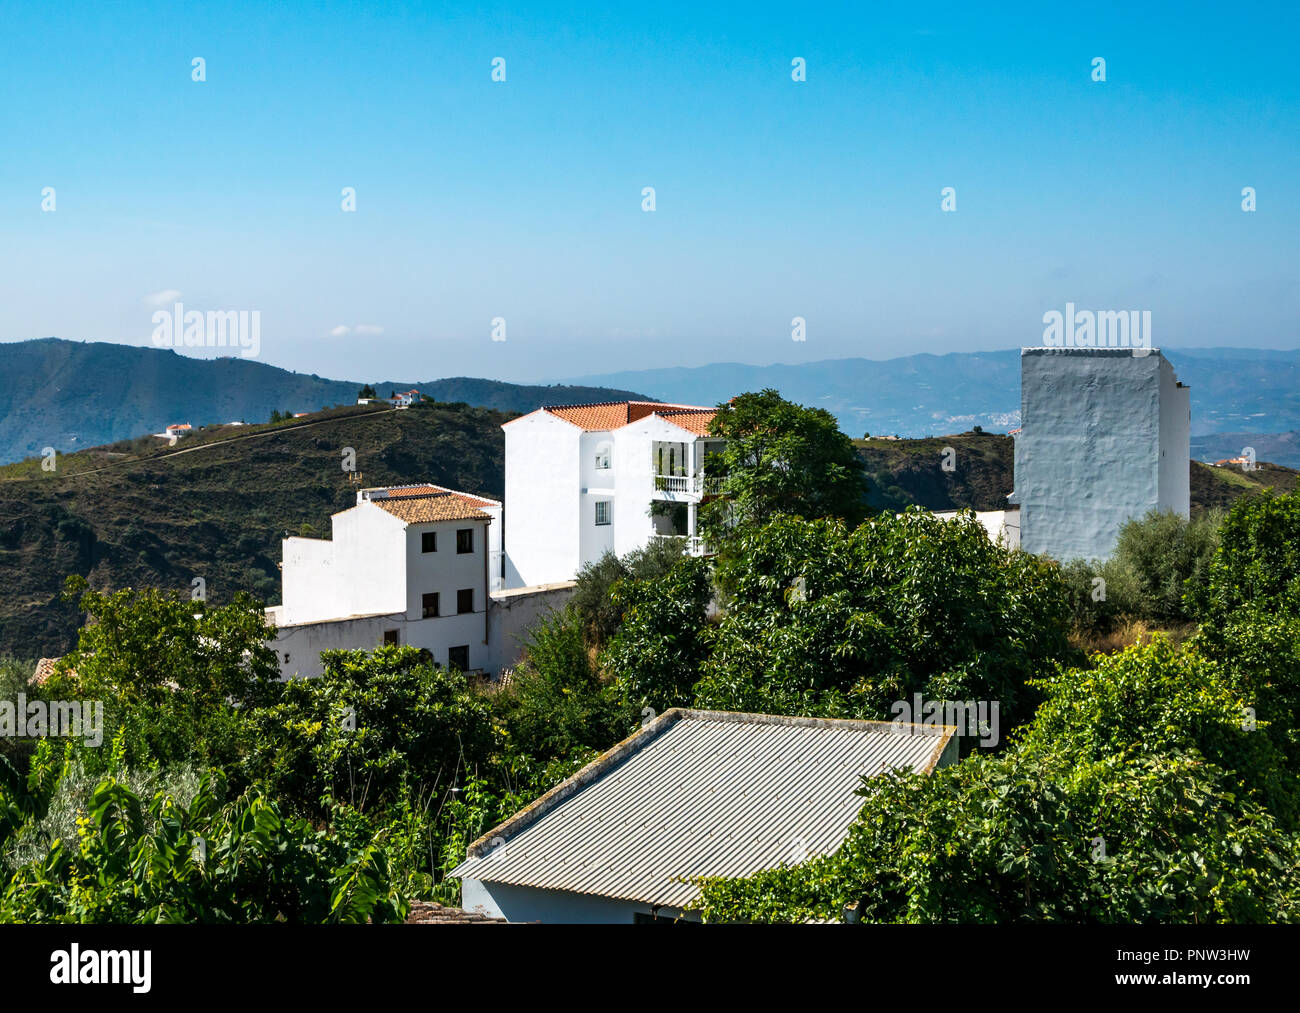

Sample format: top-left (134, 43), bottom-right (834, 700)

top-left (694, 510), bottom-right (1075, 729)
top-left (698, 389), bottom-right (868, 555)
top-left (243, 645), bottom-right (493, 818)
top-left (569, 536), bottom-right (691, 644)
top-left (1, 772), bottom-right (406, 923)
top-left (603, 557), bottom-right (713, 711)
top-left (490, 609), bottom-right (636, 770)
top-left (1111, 509), bottom-right (1220, 624)
top-left (47, 576), bottom-right (280, 769)
top-left (358, 384), bottom-right (377, 400)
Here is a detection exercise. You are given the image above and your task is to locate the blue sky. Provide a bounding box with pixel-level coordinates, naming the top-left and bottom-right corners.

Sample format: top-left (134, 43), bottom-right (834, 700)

top-left (1, 1), bottom-right (1296, 382)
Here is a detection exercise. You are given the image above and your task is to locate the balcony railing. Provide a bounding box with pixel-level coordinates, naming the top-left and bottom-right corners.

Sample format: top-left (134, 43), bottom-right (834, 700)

top-left (650, 533), bottom-right (713, 557)
top-left (653, 473), bottom-right (722, 495)
top-left (654, 474), bottom-right (691, 493)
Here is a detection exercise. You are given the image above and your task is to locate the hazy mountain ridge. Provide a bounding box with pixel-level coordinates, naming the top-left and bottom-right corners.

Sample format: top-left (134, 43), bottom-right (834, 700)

top-left (568, 346), bottom-right (1300, 455)
top-left (0, 339), bottom-right (649, 464)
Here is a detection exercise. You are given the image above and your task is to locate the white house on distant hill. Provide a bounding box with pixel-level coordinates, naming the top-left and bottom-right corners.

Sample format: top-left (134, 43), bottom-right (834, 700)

top-left (453, 708), bottom-right (958, 923)
top-left (501, 400), bottom-right (724, 588)
top-left (152, 422), bottom-right (193, 445)
top-left (267, 483), bottom-right (572, 679)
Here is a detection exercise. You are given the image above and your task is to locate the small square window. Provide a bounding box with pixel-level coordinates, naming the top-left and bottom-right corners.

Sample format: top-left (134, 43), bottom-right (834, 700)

top-left (448, 645), bottom-right (469, 671)
top-left (595, 445), bottom-right (611, 469)
top-left (383, 629), bottom-right (399, 646)
top-left (421, 531), bottom-right (437, 553)
top-left (422, 592), bottom-right (440, 618)
top-left (457, 588), bottom-right (474, 614)
top-left (456, 528), bottom-right (474, 554)
top-left (595, 501), bottom-right (612, 526)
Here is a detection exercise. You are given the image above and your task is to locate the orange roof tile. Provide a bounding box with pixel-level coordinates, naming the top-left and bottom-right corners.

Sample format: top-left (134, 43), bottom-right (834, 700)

top-left (506, 400), bottom-right (715, 433)
top-left (375, 484), bottom-right (500, 508)
top-left (362, 484), bottom-right (499, 524)
top-left (654, 409), bottom-right (718, 436)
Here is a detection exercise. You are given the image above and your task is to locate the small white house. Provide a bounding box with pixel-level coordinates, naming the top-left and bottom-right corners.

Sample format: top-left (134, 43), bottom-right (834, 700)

top-left (501, 400), bottom-right (724, 588)
top-left (266, 483), bottom-right (573, 679)
top-left (453, 709), bottom-right (958, 923)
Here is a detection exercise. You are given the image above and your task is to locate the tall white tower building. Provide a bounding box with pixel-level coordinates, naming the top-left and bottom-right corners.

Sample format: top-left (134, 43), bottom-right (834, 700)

top-left (1014, 347), bottom-right (1190, 561)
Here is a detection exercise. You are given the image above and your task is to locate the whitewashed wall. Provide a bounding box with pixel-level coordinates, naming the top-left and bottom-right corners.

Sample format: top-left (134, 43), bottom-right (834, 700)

top-left (503, 412), bottom-right (581, 587)
top-left (1016, 347), bottom-right (1189, 561)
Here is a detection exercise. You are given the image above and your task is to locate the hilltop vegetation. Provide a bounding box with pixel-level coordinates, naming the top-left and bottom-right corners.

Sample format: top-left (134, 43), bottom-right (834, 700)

top-left (0, 400), bottom-right (510, 658)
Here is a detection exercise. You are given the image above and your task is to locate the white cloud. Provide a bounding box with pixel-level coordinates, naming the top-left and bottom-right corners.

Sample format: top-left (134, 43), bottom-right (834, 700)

top-left (144, 289), bottom-right (182, 306)
top-left (328, 324), bottom-right (384, 337)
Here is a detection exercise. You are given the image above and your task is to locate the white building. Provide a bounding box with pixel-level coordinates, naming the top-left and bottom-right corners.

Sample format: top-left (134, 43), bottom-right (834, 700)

top-left (932, 507), bottom-right (1020, 550)
top-left (266, 483), bottom-right (571, 679)
top-left (501, 400), bottom-right (723, 588)
top-left (1013, 347), bottom-right (1190, 561)
top-left (453, 708), bottom-right (958, 923)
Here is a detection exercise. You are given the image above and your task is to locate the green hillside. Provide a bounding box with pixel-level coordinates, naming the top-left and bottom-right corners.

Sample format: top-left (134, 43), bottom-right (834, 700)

top-left (0, 400), bottom-right (510, 658)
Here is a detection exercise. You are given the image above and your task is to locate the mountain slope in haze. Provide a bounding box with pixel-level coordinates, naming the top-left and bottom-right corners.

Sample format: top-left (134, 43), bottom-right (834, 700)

top-left (0, 338), bottom-right (650, 464)
top-left (0, 401), bottom-right (511, 658)
top-left (567, 346), bottom-right (1300, 448)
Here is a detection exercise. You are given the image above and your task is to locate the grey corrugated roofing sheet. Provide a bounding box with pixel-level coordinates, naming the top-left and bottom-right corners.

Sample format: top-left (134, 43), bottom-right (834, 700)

top-left (452, 708), bottom-right (955, 910)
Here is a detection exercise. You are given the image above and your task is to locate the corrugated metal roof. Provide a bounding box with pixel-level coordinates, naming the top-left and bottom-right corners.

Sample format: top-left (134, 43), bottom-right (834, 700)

top-left (452, 709), bottom-right (954, 910)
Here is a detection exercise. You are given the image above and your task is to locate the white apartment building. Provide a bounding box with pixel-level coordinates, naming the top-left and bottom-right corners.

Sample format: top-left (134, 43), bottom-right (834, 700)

top-left (267, 483), bottom-right (572, 679)
top-left (501, 400), bottom-right (723, 588)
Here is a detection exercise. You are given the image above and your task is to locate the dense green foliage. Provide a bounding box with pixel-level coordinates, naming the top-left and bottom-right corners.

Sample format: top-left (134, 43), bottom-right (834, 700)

top-left (690, 510), bottom-right (1075, 728)
top-left (693, 490), bottom-right (1300, 924)
top-left (603, 557), bottom-right (713, 712)
top-left (1063, 510), bottom-right (1221, 634)
top-left (695, 640), bottom-right (1300, 923)
top-left (568, 537), bottom-right (691, 645)
top-left (699, 389), bottom-right (868, 555)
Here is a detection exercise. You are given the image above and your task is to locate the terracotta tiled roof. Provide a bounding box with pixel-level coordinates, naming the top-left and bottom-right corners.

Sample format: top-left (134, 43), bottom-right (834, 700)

top-left (654, 409), bottom-right (718, 436)
top-left (31, 657), bottom-right (61, 686)
top-left (506, 400), bottom-right (715, 433)
top-left (405, 901), bottom-right (507, 924)
top-left (364, 485), bottom-right (497, 525)
top-left (375, 484), bottom-right (500, 508)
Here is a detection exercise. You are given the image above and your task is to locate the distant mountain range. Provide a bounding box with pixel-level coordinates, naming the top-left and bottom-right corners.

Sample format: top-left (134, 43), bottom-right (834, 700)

top-left (6, 339), bottom-right (1300, 469)
top-left (568, 347), bottom-right (1300, 463)
top-left (0, 338), bottom-right (650, 464)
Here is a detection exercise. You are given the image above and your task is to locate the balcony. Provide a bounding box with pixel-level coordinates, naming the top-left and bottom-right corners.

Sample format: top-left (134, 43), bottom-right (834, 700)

top-left (650, 533), bottom-right (713, 557)
top-left (654, 473), bottom-right (692, 493)
top-left (653, 472), bottom-right (722, 496)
